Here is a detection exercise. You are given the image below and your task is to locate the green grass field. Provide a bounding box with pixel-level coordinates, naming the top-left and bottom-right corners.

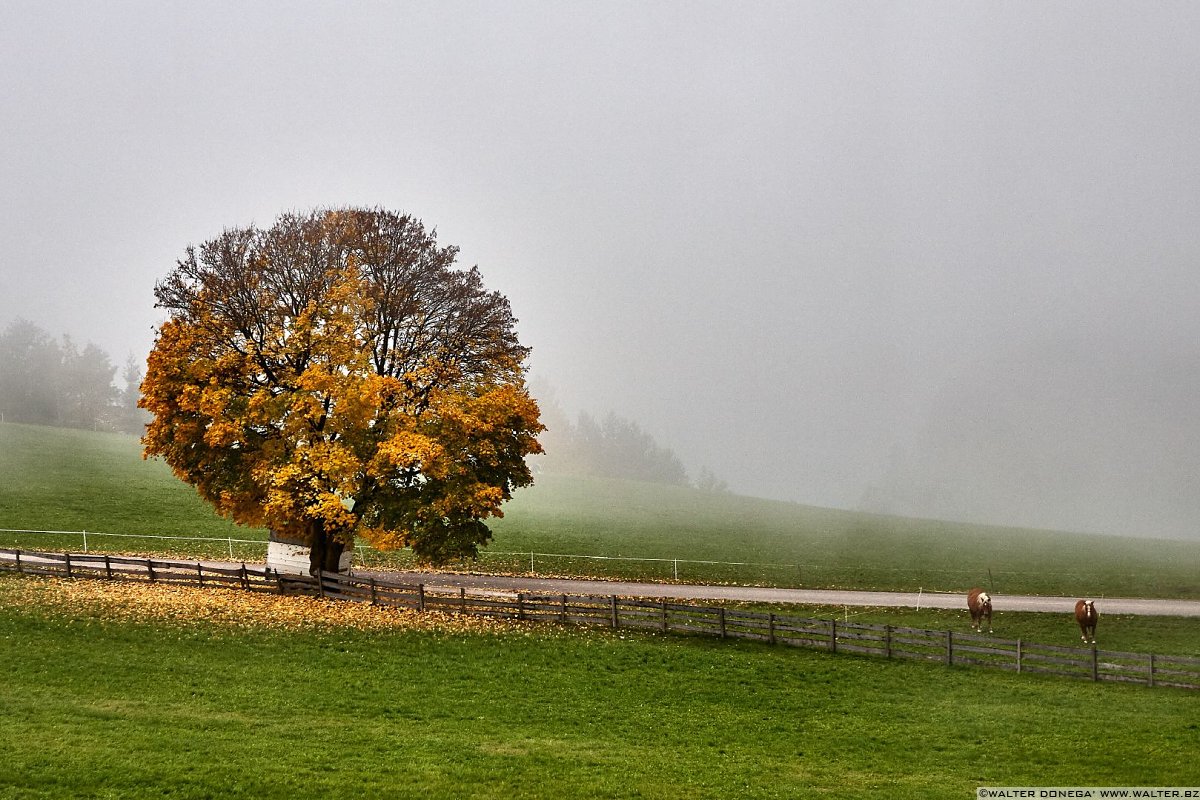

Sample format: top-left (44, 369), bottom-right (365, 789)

top-left (1, 577), bottom-right (1197, 799)
top-left (2, 422), bottom-right (1199, 797)
top-left (0, 422), bottom-right (249, 540)
top-left (731, 603), bottom-right (1200, 657)
top-left (3, 422), bottom-right (1200, 599)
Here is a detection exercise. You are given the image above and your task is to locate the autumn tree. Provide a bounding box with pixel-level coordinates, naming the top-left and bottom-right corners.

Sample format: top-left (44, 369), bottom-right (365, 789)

top-left (140, 208), bottom-right (544, 573)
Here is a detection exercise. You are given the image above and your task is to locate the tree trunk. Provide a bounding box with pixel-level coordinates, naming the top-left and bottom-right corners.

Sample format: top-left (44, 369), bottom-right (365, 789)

top-left (307, 519), bottom-right (346, 576)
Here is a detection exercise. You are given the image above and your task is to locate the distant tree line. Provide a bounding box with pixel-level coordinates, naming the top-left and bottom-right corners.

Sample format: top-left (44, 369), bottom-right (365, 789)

top-left (0, 319), bottom-right (148, 434)
top-left (0, 317), bottom-right (731, 493)
top-left (547, 410), bottom-right (689, 485)
top-left (534, 388), bottom-right (728, 492)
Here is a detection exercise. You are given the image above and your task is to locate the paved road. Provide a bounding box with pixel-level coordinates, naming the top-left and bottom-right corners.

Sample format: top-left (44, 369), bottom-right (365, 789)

top-left (4, 551), bottom-right (1199, 616)
top-left (362, 569), bottom-right (1200, 617)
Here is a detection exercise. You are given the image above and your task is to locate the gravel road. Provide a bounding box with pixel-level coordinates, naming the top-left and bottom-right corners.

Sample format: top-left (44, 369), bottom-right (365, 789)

top-left (4, 550), bottom-right (1198, 616)
top-left (363, 569), bottom-right (1200, 617)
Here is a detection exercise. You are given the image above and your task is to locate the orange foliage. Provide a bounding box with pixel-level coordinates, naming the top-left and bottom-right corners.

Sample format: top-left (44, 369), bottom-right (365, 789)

top-left (141, 209), bottom-right (543, 565)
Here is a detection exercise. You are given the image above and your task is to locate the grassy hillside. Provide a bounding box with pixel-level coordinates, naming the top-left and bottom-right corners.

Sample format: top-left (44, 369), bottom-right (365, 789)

top-left (0, 422), bottom-right (252, 539)
top-left (492, 472), bottom-right (1200, 597)
top-left (488, 474), bottom-right (1200, 597)
top-left (3, 422), bottom-right (1200, 598)
top-left (1, 575), bottom-right (1197, 799)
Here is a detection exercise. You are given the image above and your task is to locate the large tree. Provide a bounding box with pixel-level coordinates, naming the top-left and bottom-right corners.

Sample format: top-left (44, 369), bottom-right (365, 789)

top-left (140, 208), bottom-right (543, 573)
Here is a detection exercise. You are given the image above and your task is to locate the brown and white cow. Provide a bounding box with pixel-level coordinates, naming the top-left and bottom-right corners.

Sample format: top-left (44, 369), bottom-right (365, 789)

top-left (1075, 599), bottom-right (1098, 644)
top-left (967, 587), bottom-right (992, 633)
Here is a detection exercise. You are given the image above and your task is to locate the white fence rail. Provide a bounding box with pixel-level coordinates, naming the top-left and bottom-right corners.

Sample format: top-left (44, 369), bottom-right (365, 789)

top-left (0, 527), bottom-right (1184, 585)
top-left (0, 527), bottom-right (796, 578)
top-left (0, 528), bottom-right (265, 560)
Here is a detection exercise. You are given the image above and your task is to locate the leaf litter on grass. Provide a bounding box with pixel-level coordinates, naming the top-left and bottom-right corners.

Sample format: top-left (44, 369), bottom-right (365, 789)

top-left (0, 574), bottom-right (545, 637)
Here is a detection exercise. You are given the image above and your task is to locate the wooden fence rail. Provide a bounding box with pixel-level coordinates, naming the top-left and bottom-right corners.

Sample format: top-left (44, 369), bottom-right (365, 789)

top-left (3, 548), bottom-right (1198, 690)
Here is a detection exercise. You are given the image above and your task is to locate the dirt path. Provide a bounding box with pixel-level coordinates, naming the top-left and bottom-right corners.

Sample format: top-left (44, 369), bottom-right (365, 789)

top-left (4, 550), bottom-right (1198, 616)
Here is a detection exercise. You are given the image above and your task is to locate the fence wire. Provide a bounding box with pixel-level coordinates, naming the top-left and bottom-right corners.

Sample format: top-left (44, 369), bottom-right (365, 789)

top-left (0, 526), bottom-right (1176, 583)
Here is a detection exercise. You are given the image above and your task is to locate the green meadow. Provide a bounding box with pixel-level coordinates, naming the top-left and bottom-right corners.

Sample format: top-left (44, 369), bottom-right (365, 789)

top-left (1, 581), bottom-right (1197, 800)
top-left (2, 421), bottom-right (1199, 797)
top-left (3, 422), bottom-right (1199, 599)
top-left (0, 422), bottom-right (249, 540)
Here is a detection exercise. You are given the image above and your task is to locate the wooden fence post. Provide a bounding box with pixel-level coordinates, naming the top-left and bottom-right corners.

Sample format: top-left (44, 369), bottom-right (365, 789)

top-left (8, 548), bottom-right (1195, 693)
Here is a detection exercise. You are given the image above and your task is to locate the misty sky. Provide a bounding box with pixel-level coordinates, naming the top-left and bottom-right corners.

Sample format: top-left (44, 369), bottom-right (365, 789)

top-left (3, 2), bottom-right (1199, 538)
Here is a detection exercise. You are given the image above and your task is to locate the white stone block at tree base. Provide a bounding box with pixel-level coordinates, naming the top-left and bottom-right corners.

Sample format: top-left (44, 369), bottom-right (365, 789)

top-left (266, 540), bottom-right (352, 575)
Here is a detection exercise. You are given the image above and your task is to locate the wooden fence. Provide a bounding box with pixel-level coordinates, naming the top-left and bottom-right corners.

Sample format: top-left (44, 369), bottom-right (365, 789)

top-left (3, 548), bottom-right (1198, 690)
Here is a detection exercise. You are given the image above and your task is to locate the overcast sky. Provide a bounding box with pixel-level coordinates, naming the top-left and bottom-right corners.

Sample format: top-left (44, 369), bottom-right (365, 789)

top-left (3, 1), bottom-right (1199, 538)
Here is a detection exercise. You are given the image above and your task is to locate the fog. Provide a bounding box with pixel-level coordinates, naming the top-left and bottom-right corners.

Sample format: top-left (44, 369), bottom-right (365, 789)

top-left (3, 2), bottom-right (1199, 538)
